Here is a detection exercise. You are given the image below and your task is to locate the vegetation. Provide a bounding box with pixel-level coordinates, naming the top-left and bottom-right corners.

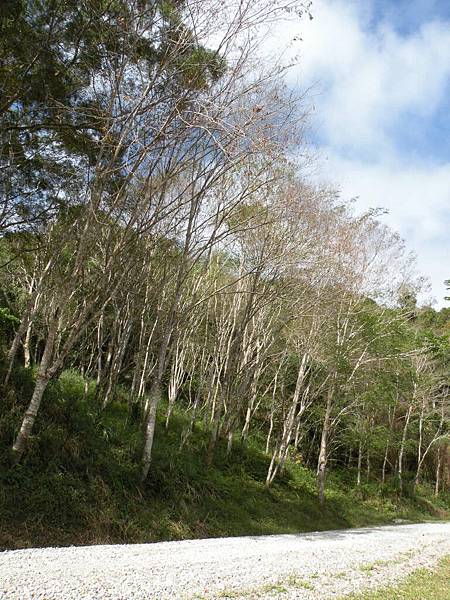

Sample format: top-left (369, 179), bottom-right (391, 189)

top-left (0, 1), bottom-right (448, 549)
top-left (0, 368), bottom-right (448, 549)
top-left (341, 555), bottom-right (450, 599)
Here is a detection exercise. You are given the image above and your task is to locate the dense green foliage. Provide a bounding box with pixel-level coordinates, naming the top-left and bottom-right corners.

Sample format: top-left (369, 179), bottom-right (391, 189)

top-left (0, 0), bottom-right (225, 231)
top-left (0, 368), bottom-right (447, 549)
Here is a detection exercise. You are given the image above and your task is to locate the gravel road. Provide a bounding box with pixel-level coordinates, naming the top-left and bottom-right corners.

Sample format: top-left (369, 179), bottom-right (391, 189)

top-left (1, 522), bottom-right (449, 599)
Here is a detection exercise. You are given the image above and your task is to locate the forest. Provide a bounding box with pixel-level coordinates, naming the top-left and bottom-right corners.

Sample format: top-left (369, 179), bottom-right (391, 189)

top-left (0, 0), bottom-right (449, 548)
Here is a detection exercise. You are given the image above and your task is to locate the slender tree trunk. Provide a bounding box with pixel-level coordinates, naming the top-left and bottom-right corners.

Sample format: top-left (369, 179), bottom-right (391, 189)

top-left (382, 405), bottom-right (396, 483)
top-left (357, 441), bottom-right (362, 487)
top-left (180, 393), bottom-right (201, 449)
top-left (23, 321), bottom-right (32, 368)
top-left (12, 313), bottom-right (59, 462)
top-left (241, 404), bottom-right (252, 442)
top-left (6, 263), bottom-right (51, 383)
top-left (226, 429), bottom-right (233, 454)
top-left (5, 313), bottom-right (31, 384)
top-left (140, 304), bottom-right (175, 480)
top-left (83, 378), bottom-right (89, 401)
top-left (413, 401), bottom-right (425, 494)
top-left (96, 314), bottom-right (103, 386)
top-left (266, 356), bottom-right (308, 486)
top-left (265, 370), bottom-right (280, 454)
top-left (434, 446), bottom-right (442, 496)
top-left (265, 409), bottom-right (274, 454)
top-left (317, 388), bottom-right (333, 506)
top-left (398, 405), bottom-right (412, 497)
top-left (165, 344), bottom-right (186, 428)
top-left (206, 389), bottom-right (224, 466)
top-left (415, 401), bottom-right (445, 496)
top-left (141, 381), bottom-right (161, 482)
top-left (266, 445), bottom-right (279, 487)
top-left (102, 315), bottom-right (132, 409)
top-left (381, 441), bottom-right (389, 484)
top-left (294, 418), bottom-right (302, 449)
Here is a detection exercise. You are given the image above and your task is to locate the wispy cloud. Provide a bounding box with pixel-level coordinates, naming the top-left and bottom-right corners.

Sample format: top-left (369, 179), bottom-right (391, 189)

top-left (264, 0), bottom-right (450, 305)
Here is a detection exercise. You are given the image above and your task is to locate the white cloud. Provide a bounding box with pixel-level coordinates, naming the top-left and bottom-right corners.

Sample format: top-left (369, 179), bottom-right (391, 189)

top-left (319, 153), bottom-right (450, 305)
top-left (267, 1), bottom-right (450, 151)
top-left (262, 0), bottom-right (450, 306)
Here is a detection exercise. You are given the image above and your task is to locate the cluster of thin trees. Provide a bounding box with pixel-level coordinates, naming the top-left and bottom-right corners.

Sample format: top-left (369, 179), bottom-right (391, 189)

top-left (1, 0), bottom-right (448, 501)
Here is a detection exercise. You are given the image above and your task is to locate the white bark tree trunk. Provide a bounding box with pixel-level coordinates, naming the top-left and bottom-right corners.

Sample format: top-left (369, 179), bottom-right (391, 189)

top-left (12, 312), bottom-right (59, 462)
top-left (141, 381), bottom-right (161, 482)
top-left (317, 387), bottom-right (333, 506)
top-left (357, 441), bottom-right (362, 487)
top-left (398, 405), bottom-right (412, 497)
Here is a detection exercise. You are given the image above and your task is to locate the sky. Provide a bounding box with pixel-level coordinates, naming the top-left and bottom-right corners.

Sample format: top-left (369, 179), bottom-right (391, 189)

top-left (264, 0), bottom-right (450, 307)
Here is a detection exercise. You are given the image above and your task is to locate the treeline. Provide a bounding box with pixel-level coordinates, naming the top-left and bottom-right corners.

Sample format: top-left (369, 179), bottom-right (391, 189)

top-left (0, 0), bottom-right (448, 504)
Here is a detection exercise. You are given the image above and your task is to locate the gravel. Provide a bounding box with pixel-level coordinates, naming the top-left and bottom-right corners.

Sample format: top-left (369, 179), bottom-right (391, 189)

top-left (1, 522), bottom-right (449, 599)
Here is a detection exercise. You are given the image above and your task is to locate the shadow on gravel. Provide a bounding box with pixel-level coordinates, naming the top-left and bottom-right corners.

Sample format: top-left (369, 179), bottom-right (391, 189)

top-left (245, 522), bottom-right (424, 544)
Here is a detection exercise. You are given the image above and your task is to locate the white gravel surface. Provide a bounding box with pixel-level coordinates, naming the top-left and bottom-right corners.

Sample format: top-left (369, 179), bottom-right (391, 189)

top-left (1, 522), bottom-right (449, 599)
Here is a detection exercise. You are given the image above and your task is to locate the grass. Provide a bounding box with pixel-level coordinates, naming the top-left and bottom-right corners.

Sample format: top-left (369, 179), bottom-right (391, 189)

top-left (285, 576), bottom-right (315, 590)
top-left (359, 559), bottom-right (392, 573)
top-left (342, 555), bottom-right (450, 599)
top-left (208, 576), bottom-right (315, 598)
top-left (0, 366), bottom-right (448, 549)
top-left (216, 583), bottom-right (290, 598)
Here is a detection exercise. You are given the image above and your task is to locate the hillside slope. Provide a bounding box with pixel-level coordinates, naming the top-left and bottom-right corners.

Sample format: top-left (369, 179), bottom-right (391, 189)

top-left (0, 368), bottom-right (448, 549)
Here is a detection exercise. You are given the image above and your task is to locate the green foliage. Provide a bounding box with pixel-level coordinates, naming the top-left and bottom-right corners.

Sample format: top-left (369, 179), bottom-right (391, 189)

top-left (0, 306), bottom-right (20, 347)
top-left (0, 368), bottom-right (447, 549)
top-left (178, 47), bottom-right (227, 90)
top-left (0, 0), bottom-right (226, 232)
top-left (0, 307), bottom-right (19, 325)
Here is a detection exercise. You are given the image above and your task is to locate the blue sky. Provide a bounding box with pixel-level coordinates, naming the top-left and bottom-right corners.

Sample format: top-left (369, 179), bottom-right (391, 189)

top-left (264, 0), bottom-right (450, 307)
top-left (358, 0), bottom-right (450, 162)
top-left (369, 0), bottom-right (450, 35)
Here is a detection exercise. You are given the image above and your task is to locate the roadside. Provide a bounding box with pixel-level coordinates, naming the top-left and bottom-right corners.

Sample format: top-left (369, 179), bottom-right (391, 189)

top-left (339, 555), bottom-right (449, 600)
top-left (1, 522), bottom-right (449, 600)
top-left (1, 374), bottom-right (448, 550)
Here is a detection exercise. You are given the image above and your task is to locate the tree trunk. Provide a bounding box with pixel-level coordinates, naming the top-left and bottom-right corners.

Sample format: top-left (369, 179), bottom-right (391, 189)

top-left (265, 410), bottom-right (274, 455)
top-left (206, 389), bottom-right (224, 467)
top-left (381, 441), bottom-right (389, 484)
top-left (5, 313), bottom-right (31, 384)
top-left (12, 313), bottom-right (59, 462)
top-left (414, 404), bottom-right (445, 496)
top-left (180, 392), bottom-right (201, 449)
top-left (241, 403), bottom-right (253, 442)
top-left (357, 441), bottom-right (362, 487)
top-left (226, 429), bottom-right (233, 454)
top-left (266, 356), bottom-right (308, 486)
top-left (23, 321), bottom-right (32, 368)
top-left (317, 388), bottom-right (332, 506)
top-left (398, 405), bottom-right (412, 497)
top-left (382, 405), bottom-right (396, 483)
top-left (165, 344), bottom-right (185, 428)
top-left (140, 306), bottom-right (174, 481)
top-left (434, 446), bottom-right (442, 496)
top-left (413, 401), bottom-right (425, 494)
top-left (141, 381), bottom-right (161, 482)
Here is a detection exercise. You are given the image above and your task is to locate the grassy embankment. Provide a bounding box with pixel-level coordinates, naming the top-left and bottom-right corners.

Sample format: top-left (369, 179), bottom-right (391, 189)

top-left (0, 367), bottom-right (448, 549)
top-left (342, 555), bottom-right (450, 599)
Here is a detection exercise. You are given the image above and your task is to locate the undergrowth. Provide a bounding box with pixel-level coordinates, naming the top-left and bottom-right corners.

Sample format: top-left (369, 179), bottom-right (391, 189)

top-left (0, 367), bottom-right (448, 549)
